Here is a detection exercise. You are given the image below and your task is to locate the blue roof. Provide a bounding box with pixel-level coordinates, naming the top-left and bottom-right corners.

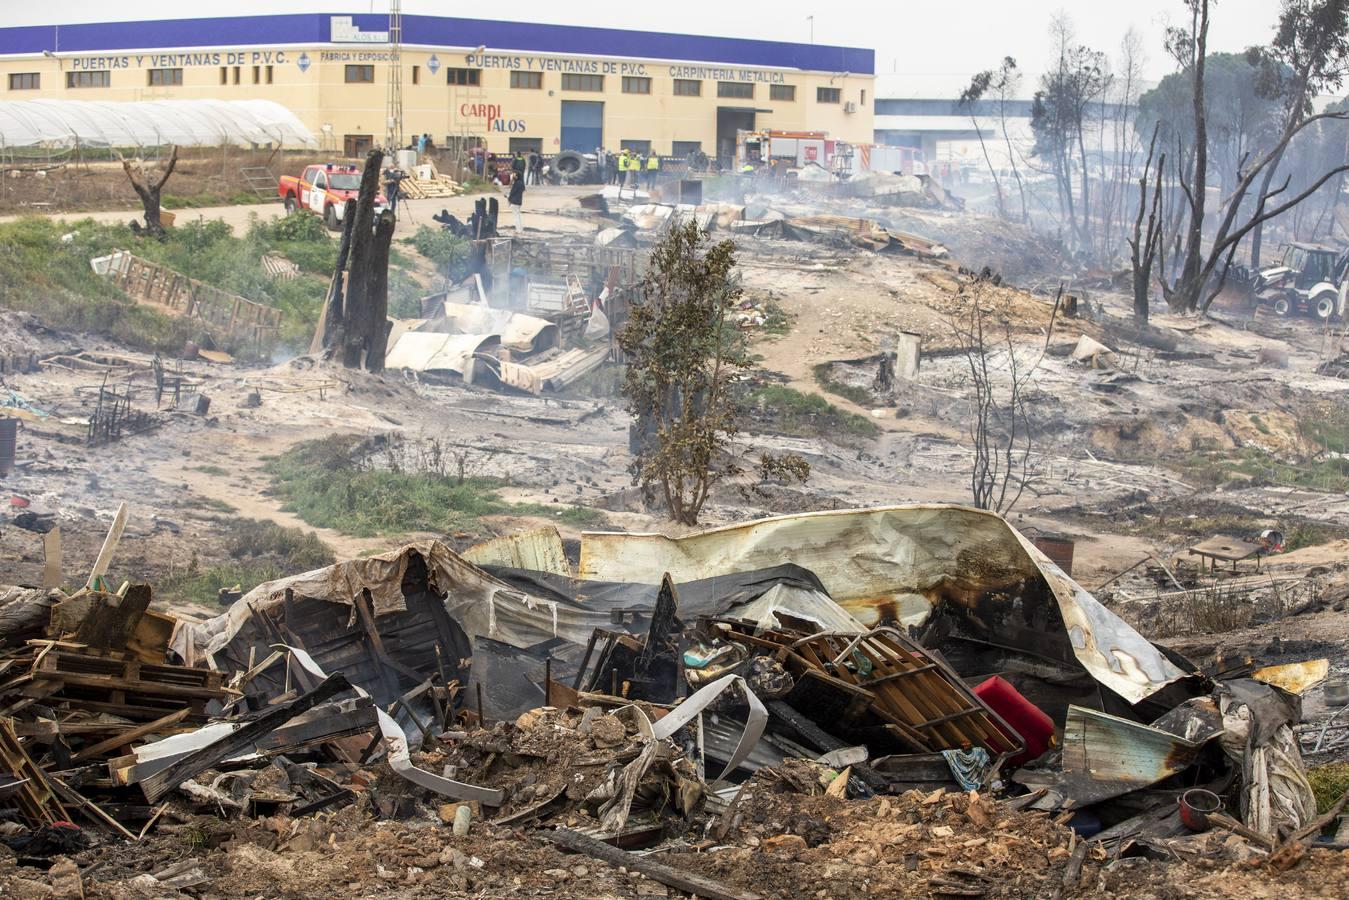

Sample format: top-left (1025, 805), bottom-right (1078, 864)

top-left (0, 14), bottom-right (874, 74)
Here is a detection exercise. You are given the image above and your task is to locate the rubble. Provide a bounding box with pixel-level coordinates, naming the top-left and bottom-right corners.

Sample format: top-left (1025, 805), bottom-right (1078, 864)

top-left (2, 504), bottom-right (1345, 898)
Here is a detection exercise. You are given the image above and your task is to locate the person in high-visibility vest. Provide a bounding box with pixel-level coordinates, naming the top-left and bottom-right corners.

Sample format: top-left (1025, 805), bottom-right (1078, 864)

top-left (617, 150), bottom-right (631, 191)
top-left (623, 150), bottom-right (638, 191)
top-left (645, 153), bottom-right (659, 190)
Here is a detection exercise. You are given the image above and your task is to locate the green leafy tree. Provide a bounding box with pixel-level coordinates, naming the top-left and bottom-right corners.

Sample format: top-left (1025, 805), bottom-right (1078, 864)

top-left (620, 220), bottom-right (750, 525)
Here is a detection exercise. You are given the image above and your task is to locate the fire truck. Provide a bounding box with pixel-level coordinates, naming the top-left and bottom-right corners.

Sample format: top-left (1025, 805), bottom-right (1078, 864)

top-left (735, 130), bottom-right (925, 177)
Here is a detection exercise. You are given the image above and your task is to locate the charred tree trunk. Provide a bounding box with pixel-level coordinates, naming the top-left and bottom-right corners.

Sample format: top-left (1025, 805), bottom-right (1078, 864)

top-left (1128, 125), bottom-right (1166, 323)
top-left (311, 198), bottom-right (357, 355)
top-left (314, 149), bottom-right (396, 372)
top-left (1173, 2), bottom-right (1210, 313)
top-left (121, 145), bottom-right (179, 236)
top-left (363, 211), bottom-right (395, 373)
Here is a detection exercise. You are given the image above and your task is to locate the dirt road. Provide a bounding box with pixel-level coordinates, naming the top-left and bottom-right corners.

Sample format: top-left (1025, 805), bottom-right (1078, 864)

top-left (0, 184), bottom-right (595, 239)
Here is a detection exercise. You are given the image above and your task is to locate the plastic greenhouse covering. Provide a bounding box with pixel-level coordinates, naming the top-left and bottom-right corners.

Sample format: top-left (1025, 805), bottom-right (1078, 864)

top-left (0, 99), bottom-right (317, 149)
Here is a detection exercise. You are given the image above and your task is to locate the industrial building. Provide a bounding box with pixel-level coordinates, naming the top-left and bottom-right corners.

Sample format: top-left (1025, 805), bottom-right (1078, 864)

top-left (0, 14), bottom-right (874, 162)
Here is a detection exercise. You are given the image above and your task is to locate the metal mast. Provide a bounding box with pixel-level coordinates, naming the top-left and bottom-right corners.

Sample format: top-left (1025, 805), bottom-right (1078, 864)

top-left (385, 0), bottom-right (403, 151)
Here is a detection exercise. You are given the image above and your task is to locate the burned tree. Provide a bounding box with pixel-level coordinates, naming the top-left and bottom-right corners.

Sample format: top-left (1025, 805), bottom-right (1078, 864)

top-left (310, 150), bottom-right (396, 372)
top-left (1163, 0), bottom-right (1349, 312)
top-left (1031, 17), bottom-right (1110, 250)
top-left (119, 145), bottom-right (178, 236)
top-left (950, 283), bottom-right (1034, 515)
top-left (1127, 124), bottom-right (1167, 322)
top-left (959, 57), bottom-right (1028, 223)
top-left (620, 220), bottom-right (751, 526)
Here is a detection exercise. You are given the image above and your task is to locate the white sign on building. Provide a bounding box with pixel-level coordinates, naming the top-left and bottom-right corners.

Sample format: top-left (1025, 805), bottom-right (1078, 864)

top-left (330, 16), bottom-right (389, 44)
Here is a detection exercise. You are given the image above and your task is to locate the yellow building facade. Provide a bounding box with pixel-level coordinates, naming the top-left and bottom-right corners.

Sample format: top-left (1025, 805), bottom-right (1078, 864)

top-left (0, 14), bottom-right (875, 161)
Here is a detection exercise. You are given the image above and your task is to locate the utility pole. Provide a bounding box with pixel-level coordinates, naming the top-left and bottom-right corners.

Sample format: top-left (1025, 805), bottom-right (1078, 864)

top-left (807, 16), bottom-right (814, 44)
top-left (385, 0), bottom-right (403, 152)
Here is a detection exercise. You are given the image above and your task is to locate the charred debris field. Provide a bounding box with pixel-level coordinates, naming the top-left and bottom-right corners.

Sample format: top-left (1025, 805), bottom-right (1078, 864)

top-left (3, 160), bottom-right (1349, 898)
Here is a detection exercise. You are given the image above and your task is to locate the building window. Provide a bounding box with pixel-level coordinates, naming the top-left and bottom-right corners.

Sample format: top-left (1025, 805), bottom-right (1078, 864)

top-left (346, 65), bottom-right (375, 84)
top-left (817, 86), bottom-right (841, 103)
top-left (770, 84), bottom-right (796, 101)
top-left (510, 70), bottom-right (542, 89)
top-left (252, 65), bottom-right (261, 84)
top-left (8, 73), bottom-right (40, 91)
top-left (411, 65), bottom-right (420, 85)
top-left (266, 65), bottom-right (274, 84)
top-left (148, 68), bottom-right (183, 87)
top-left (861, 89), bottom-right (867, 106)
top-left (718, 82), bottom-right (753, 99)
top-left (66, 71), bottom-right (110, 89)
top-left (447, 67), bottom-right (481, 86)
top-left (622, 76), bottom-right (651, 94)
top-left (621, 140), bottom-right (651, 155)
top-left (509, 137), bottom-right (543, 154)
top-left (673, 79), bottom-right (701, 96)
top-left (344, 134), bottom-right (373, 157)
top-left (672, 140), bottom-right (702, 157)
top-left (219, 67), bottom-right (228, 85)
top-left (561, 73), bottom-right (603, 92)
top-left (232, 66), bottom-right (241, 85)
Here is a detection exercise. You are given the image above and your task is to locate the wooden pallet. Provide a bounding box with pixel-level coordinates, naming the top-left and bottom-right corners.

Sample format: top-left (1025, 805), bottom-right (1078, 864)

top-left (0, 717), bottom-right (66, 826)
top-left (717, 622), bottom-right (1020, 756)
top-left (23, 650), bottom-right (227, 721)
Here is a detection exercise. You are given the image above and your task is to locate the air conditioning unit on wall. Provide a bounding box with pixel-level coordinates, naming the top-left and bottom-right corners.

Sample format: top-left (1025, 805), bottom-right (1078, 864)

top-left (843, 101), bottom-right (858, 114)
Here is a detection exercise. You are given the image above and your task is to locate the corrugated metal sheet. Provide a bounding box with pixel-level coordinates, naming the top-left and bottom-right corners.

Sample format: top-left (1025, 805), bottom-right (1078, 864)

top-left (1054, 705), bottom-right (1209, 807)
top-left (384, 332), bottom-right (496, 375)
top-left (463, 527), bottom-right (571, 577)
top-left (578, 505), bottom-right (1187, 704)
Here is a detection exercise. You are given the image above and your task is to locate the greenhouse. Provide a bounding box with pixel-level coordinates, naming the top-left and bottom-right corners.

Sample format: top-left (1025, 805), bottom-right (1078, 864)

top-left (0, 99), bottom-right (316, 150)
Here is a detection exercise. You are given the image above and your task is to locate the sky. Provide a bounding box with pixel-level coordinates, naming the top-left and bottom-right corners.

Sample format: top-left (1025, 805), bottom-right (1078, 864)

top-left (5, 0), bottom-right (1288, 85)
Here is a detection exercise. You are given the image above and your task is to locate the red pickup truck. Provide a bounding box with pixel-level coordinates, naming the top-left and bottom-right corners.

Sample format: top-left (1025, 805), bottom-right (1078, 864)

top-left (278, 163), bottom-right (386, 230)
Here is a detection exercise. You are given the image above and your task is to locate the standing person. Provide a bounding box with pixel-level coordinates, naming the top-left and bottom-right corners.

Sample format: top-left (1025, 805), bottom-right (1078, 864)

top-left (511, 151), bottom-right (526, 183)
top-left (416, 133), bottom-right (427, 155)
top-left (624, 151), bottom-right (638, 192)
top-left (645, 152), bottom-right (659, 190)
top-left (595, 147), bottom-right (608, 186)
top-left (383, 166), bottom-right (405, 215)
top-left (527, 150), bottom-right (540, 185)
top-left (507, 171), bottom-right (525, 234)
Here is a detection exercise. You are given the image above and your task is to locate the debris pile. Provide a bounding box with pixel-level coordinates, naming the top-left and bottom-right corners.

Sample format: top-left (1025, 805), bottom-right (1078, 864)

top-left (1, 505), bottom-right (1346, 897)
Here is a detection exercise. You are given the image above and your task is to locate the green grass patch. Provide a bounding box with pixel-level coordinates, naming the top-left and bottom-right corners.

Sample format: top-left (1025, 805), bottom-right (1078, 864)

top-left (812, 362), bottom-right (878, 408)
top-left (156, 517), bottom-right (334, 606)
top-left (757, 296), bottom-right (793, 337)
top-left (191, 464), bottom-right (231, 477)
top-left (1178, 447), bottom-right (1349, 493)
top-left (1308, 761), bottom-right (1349, 815)
top-left (746, 384), bottom-right (879, 438)
top-left (158, 561), bottom-right (286, 607)
top-left (0, 211), bottom-right (431, 357)
top-left (0, 216), bottom-right (198, 354)
top-left (266, 435), bottom-right (606, 537)
top-left (163, 191), bottom-right (273, 209)
top-left (406, 225), bottom-right (471, 281)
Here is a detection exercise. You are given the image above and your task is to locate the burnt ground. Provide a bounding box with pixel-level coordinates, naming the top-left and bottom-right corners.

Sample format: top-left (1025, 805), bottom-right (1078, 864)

top-left (3, 185), bottom-right (1349, 896)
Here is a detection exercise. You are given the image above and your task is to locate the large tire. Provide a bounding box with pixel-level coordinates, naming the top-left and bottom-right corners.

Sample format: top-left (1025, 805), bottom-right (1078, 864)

top-left (1314, 291), bottom-right (1336, 320)
top-left (554, 151), bottom-right (596, 185)
top-left (1272, 296), bottom-right (1292, 316)
top-left (324, 204), bottom-right (339, 231)
top-left (284, 195), bottom-right (297, 215)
